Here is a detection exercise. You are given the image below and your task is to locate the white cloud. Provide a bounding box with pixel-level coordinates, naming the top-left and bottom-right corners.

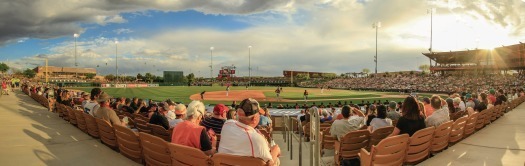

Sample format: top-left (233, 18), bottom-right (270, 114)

top-left (114, 28), bottom-right (133, 34)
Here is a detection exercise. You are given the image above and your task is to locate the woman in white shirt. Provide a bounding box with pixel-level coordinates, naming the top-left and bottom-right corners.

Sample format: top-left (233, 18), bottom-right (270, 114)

top-left (368, 105), bottom-right (392, 132)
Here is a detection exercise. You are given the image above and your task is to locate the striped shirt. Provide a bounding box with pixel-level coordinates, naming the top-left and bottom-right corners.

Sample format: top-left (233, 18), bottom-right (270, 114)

top-left (200, 116), bottom-right (226, 134)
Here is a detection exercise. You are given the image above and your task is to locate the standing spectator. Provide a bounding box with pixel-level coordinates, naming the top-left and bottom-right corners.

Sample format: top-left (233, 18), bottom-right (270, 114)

top-left (219, 98), bottom-right (280, 165)
top-left (171, 100), bottom-right (216, 156)
top-left (390, 96), bottom-right (426, 136)
top-left (201, 104), bottom-right (228, 134)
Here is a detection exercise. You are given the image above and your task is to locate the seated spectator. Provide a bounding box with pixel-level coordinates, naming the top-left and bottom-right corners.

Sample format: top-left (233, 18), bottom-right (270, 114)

top-left (226, 108), bottom-right (237, 120)
top-left (165, 99), bottom-right (177, 121)
top-left (368, 105), bottom-right (392, 132)
top-left (365, 105), bottom-right (377, 126)
top-left (422, 97), bottom-right (434, 117)
top-left (387, 101), bottom-right (401, 121)
top-left (85, 88), bottom-right (102, 116)
top-left (297, 110), bottom-right (305, 120)
top-left (116, 97), bottom-right (126, 110)
top-left (170, 104), bottom-right (186, 128)
top-left (120, 98), bottom-right (134, 114)
top-left (81, 92), bottom-right (90, 108)
top-left (200, 104), bottom-right (228, 134)
top-left (95, 93), bottom-right (125, 126)
top-left (219, 98), bottom-right (280, 165)
top-left (258, 108), bottom-right (272, 127)
top-left (454, 97), bottom-right (466, 112)
top-left (494, 89), bottom-right (507, 105)
top-left (475, 92), bottom-right (488, 112)
top-left (320, 111), bottom-right (333, 123)
top-left (149, 102), bottom-right (170, 130)
top-left (329, 105), bottom-right (364, 141)
top-left (425, 95), bottom-right (450, 127)
top-left (390, 96), bottom-right (426, 136)
top-left (172, 100), bottom-right (216, 156)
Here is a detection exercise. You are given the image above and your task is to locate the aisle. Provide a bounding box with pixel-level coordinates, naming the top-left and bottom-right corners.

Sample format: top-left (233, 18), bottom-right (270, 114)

top-left (421, 104), bottom-right (525, 166)
top-left (0, 91), bottom-right (139, 166)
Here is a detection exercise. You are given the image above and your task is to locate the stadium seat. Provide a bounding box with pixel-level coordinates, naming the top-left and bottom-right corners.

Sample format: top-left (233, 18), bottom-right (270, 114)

top-left (334, 129), bottom-right (371, 166)
top-left (368, 126), bottom-right (394, 150)
top-left (113, 125), bottom-right (142, 163)
top-left (405, 127), bottom-right (435, 165)
top-left (135, 118), bottom-right (151, 134)
top-left (475, 111), bottom-right (487, 130)
top-left (430, 121), bottom-right (453, 154)
top-left (67, 107), bottom-right (77, 126)
top-left (484, 109), bottom-right (493, 125)
top-left (449, 116), bottom-right (468, 145)
top-left (75, 110), bottom-right (88, 133)
top-left (168, 143), bottom-right (211, 166)
top-left (148, 123), bottom-right (172, 142)
top-left (139, 132), bottom-right (172, 166)
top-left (83, 113), bottom-right (99, 138)
top-left (211, 153), bottom-right (266, 166)
top-left (321, 127), bottom-right (335, 156)
top-left (463, 112), bottom-right (478, 137)
top-left (359, 134), bottom-right (410, 166)
top-left (95, 118), bottom-right (118, 150)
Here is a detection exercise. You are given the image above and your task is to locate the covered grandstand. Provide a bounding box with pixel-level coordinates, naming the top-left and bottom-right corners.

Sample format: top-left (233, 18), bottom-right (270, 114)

top-left (423, 43), bottom-right (525, 74)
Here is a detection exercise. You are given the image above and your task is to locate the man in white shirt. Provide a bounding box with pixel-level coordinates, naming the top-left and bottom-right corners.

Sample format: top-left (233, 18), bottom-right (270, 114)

top-left (219, 98), bottom-right (281, 166)
top-left (330, 105), bottom-right (364, 141)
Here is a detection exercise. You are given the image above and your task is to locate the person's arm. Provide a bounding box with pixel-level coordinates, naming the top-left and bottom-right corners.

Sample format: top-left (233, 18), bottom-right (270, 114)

top-left (199, 129), bottom-right (215, 156)
top-left (268, 145), bottom-right (281, 166)
top-left (110, 110), bottom-right (124, 126)
top-left (352, 108), bottom-right (365, 117)
top-left (389, 127), bottom-right (400, 137)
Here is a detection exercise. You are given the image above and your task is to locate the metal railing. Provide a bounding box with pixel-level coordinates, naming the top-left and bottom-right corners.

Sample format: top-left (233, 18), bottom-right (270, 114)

top-left (281, 107), bottom-right (322, 166)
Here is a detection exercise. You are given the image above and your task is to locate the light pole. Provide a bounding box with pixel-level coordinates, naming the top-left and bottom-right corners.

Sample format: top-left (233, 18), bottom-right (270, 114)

top-left (428, 8), bottom-right (435, 67)
top-left (115, 40), bottom-right (119, 85)
top-left (248, 45), bottom-right (252, 87)
top-left (372, 21), bottom-right (381, 75)
top-left (210, 47), bottom-right (214, 86)
top-left (73, 33), bottom-right (79, 79)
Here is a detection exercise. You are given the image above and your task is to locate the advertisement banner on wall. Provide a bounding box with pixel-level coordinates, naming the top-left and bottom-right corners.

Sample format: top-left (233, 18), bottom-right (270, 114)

top-left (147, 84), bottom-right (159, 87)
top-left (127, 84), bottom-right (137, 88)
top-left (138, 84), bottom-right (148, 87)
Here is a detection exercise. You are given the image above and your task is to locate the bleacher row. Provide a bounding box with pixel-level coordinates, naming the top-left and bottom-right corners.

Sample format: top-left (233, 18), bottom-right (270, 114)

top-left (288, 96), bottom-right (525, 165)
top-left (23, 88), bottom-right (272, 166)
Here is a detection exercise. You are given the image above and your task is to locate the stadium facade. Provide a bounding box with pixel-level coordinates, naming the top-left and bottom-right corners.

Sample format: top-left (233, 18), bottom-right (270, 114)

top-left (33, 66), bottom-right (96, 79)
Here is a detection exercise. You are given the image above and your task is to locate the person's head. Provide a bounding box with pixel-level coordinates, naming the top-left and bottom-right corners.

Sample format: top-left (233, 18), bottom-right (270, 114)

top-left (376, 105), bottom-right (387, 119)
top-left (498, 89), bottom-right (504, 95)
top-left (90, 88), bottom-right (102, 100)
top-left (430, 95), bottom-right (442, 109)
top-left (82, 93), bottom-right (90, 100)
top-left (341, 105), bottom-right (351, 119)
top-left (159, 102), bottom-right (170, 112)
top-left (300, 109), bottom-right (305, 114)
top-left (402, 96), bottom-right (421, 120)
top-left (367, 104), bottom-right (377, 115)
top-left (97, 92), bottom-right (112, 107)
top-left (453, 97), bottom-right (461, 106)
top-left (213, 104), bottom-right (229, 119)
top-left (226, 109), bottom-right (237, 120)
top-left (388, 101), bottom-right (397, 111)
top-left (125, 98), bottom-right (131, 105)
top-left (132, 97), bottom-right (138, 103)
top-left (138, 99), bottom-right (145, 106)
top-left (175, 104), bottom-right (187, 119)
top-left (236, 98), bottom-right (262, 128)
top-left (489, 89), bottom-right (496, 95)
top-left (422, 97), bottom-right (430, 104)
top-left (119, 97), bottom-right (125, 103)
top-left (446, 98), bottom-right (455, 111)
top-left (166, 99), bottom-right (176, 110)
top-left (186, 101), bottom-right (205, 123)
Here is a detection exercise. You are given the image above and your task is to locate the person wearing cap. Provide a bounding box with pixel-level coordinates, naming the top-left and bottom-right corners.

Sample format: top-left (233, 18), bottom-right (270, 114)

top-left (330, 105), bottom-right (365, 141)
top-left (169, 104), bottom-right (187, 128)
top-left (425, 95), bottom-right (450, 128)
top-left (171, 100), bottom-right (216, 156)
top-left (465, 93), bottom-right (475, 109)
top-left (200, 104), bottom-right (228, 134)
top-left (149, 102), bottom-right (170, 130)
top-left (219, 98), bottom-right (280, 165)
top-left (386, 101), bottom-right (401, 121)
top-left (95, 92), bottom-right (125, 126)
top-left (81, 92), bottom-right (90, 109)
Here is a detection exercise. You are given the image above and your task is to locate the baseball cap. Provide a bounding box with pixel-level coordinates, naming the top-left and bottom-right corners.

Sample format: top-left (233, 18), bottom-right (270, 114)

top-left (175, 104), bottom-right (187, 115)
top-left (238, 98), bottom-right (261, 117)
top-left (213, 104), bottom-right (228, 115)
top-left (158, 102), bottom-right (170, 111)
top-left (96, 92), bottom-right (111, 102)
top-left (388, 101), bottom-right (397, 109)
top-left (489, 89), bottom-right (495, 94)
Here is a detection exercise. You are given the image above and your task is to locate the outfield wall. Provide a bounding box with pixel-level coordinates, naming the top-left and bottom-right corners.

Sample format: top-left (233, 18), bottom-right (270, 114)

top-left (100, 83), bottom-right (159, 88)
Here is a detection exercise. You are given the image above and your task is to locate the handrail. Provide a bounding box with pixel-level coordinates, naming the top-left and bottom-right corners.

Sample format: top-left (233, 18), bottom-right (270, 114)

top-left (308, 107), bottom-right (321, 166)
top-left (282, 114), bottom-right (304, 166)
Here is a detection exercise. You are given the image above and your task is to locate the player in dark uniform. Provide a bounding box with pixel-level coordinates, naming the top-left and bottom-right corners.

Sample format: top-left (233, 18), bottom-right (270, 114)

top-left (200, 91), bottom-right (206, 100)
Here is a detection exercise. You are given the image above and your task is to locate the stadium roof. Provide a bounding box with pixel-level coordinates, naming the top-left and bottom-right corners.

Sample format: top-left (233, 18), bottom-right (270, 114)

top-left (422, 43), bottom-right (525, 65)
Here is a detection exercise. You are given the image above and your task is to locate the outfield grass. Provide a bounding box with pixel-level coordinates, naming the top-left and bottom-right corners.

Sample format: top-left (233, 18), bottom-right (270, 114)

top-left (70, 86), bottom-right (440, 106)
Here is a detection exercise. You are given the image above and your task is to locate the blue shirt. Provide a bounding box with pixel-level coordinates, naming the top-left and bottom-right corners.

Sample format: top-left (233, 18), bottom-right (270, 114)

top-left (258, 115), bottom-right (271, 126)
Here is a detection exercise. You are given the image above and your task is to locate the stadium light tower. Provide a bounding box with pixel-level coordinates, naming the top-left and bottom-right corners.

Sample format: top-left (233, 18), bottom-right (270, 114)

top-left (372, 21), bottom-right (381, 75)
top-left (210, 46), bottom-right (214, 86)
top-left (248, 45), bottom-right (252, 87)
top-left (427, 8), bottom-right (435, 53)
top-left (73, 33), bottom-right (79, 78)
top-left (115, 40), bottom-right (119, 84)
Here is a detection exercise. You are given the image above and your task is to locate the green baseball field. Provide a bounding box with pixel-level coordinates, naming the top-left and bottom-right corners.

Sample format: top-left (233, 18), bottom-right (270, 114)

top-left (70, 86), bottom-right (440, 106)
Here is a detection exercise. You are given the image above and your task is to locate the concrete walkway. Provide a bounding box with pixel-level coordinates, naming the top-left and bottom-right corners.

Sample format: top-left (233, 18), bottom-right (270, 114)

top-left (421, 104), bottom-right (525, 166)
top-left (0, 91), bottom-right (139, 166)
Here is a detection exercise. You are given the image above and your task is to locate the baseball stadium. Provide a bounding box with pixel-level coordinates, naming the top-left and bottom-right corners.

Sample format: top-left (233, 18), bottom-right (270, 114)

top-left (2, 1), bottom-right (525, 166)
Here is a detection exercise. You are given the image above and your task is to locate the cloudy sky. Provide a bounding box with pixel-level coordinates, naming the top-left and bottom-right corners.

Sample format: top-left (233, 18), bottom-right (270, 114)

top-left (0, 0), bottom-right (524, 77)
